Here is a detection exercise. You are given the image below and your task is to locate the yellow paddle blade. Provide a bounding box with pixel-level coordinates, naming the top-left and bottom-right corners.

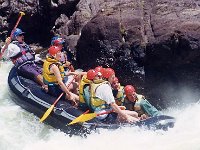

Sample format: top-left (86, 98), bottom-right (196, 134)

top-left (68, 113), bottom-right (97, 125)
top-left (39, 105), bottom-right (55, 123)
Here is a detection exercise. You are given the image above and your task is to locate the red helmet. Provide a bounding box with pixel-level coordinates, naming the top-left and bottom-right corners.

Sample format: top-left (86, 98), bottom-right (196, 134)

top-left (124, 85), bottom-right (135, 95)
top-left (87, 69), bottom-right (97, 80)
top-left (48, 46), bottom-right (62, 56)
top-left (103, 68), bottom-right (115, 79)
top-left (95, 66), bottom-right (104, 74)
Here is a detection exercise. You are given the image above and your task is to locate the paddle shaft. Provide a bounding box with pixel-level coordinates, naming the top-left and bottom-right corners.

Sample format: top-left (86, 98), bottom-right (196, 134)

top-left (83, 110), bottom-right (90, 114)
top-left (40, 75), bottom-right (76, 122)
top-left (52, 92), bottom-right (64, 106)
top-left (11, 12), bottom-right (25, 37)
top-left (68, 109), bottom-right (116, 125)
top-left (0, 12), bottom-right (25, 58)
top-left (68, 105), bottom-right (126, 125)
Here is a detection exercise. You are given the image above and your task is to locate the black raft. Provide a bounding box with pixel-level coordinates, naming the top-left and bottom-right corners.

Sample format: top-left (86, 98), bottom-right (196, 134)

top-left (8, 67), bottom-right (175, 135)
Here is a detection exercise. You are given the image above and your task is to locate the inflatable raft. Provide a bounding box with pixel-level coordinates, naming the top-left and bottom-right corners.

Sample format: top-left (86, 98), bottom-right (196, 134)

top-left (8, 66), bottom-right (175, 136)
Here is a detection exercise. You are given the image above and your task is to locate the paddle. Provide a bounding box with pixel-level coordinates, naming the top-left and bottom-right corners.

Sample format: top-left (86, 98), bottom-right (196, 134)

top-left (39, 76), bottom-right (76, 122)
top-left (68, 109), bottom-right (90, 125)
top-left (0, 11), bottom-right (25, 59)
top-left (68, 106), bottom-right (126, 125)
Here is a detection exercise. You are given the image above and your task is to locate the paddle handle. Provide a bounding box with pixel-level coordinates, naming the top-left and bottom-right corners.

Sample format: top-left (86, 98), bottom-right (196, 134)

top-left (10, 12), bottom-right (25, 38)
top-left (0, 12), bottom-right (25, 59)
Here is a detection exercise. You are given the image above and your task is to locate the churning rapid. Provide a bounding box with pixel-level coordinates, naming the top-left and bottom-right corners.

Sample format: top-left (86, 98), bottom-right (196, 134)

top-left (0, 62), bottom-right (200, 150)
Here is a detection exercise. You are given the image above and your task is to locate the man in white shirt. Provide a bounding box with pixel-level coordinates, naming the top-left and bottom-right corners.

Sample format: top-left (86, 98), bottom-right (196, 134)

top-left (90, 68), bottom-right (139, 123)
top-left (1, 28), bottom-right (45, 87)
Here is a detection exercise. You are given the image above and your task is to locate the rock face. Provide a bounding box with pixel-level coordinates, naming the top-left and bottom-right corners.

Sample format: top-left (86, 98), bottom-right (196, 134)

top-left (76, 0), bottom-right (146, 89)
top-left (1, 0), bottom-right (200, 107)
top-left (0, 0), bottom-right (80, 46)
top-left (144, 0), bottom-right (200, 107)
top-left (76, 13), bottom-right (145, 88)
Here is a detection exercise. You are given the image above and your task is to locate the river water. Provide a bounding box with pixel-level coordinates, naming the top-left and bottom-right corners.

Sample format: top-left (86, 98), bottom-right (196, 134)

top-left (0, 62), bottom-right (200, 150)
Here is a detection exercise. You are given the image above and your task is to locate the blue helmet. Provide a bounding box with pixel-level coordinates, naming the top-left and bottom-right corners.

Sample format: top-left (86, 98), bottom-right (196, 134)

top-left (13, 28), bottom-right (25, 37)
top-left (51, 36), bottom-right (65, 46)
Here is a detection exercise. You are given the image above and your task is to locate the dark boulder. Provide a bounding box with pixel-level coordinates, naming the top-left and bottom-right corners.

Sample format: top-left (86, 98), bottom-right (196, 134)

top-left (76, 14), bottom-right (145, 88)
top-left (144, 0), bottom-right (200, 107)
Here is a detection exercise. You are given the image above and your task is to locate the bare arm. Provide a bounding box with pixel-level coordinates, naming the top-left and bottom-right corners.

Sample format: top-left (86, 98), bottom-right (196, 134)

top-left (110, 102), bottom-right (129, 119)
top-left (65, 71), bottom-right (78, 76)
top-left (110, 102), bottom-right (139, 122)
top-left (50, 64), bottom-right (71, 96)
top-left (1, 37), bottom-right (11, 53)
top-left (65, 71), bottom-right (87, 76)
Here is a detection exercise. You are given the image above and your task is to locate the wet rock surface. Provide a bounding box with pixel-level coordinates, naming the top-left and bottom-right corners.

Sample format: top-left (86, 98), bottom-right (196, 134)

top-left (1, 0), bottom-right (200, 107)
top-left (144, 0), bottom-right (200, 107)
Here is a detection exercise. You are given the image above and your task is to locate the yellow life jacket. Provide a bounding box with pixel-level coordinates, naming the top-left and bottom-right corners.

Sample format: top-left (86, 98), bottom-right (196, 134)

top-left (43, 57), bottom-right (65, 85)
top-left (133, 94), bottom-right (146, 116)
top-left (79, 75), bottom-right (92, 104)
top-left (114, 86), bottom-right (125, 106)
top-left (90, 81), bottom-right (110, 111)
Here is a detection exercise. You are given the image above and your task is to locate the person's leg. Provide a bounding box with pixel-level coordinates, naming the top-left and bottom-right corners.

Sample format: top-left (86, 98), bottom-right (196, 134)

top-left (64, 75), bottom-right (79, 94)
top-left (35, 74), bottom-right (48, 92)
top-left (27, 63), bottom-right (46, 87)
top-left (32, 63), bottom-right (45, 86)
top-left (35, 74), bottom-right (43, 85)
top-left (19, 63), bottom-right (44, 86)
top-left (18, 63), bottom-right (48, 92)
